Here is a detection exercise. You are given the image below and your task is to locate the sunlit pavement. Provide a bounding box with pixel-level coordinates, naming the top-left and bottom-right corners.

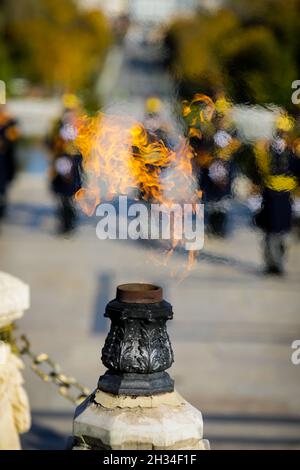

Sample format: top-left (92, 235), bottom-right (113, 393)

top-left (0, 172), bottom-right (300, 449)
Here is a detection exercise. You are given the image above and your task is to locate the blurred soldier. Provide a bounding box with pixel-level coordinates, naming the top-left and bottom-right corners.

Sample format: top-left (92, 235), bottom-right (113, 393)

top-left (292, 137), bottom-right (300, 237)
top-left (132, 97), bottom-right (173, 202)
top-left (186, 93), bottom-right (240, 237)
top-left (254, 113), bottom-right (300, 275)
top-left (183, 93), bottom-right (216, 176)
top-left (0, 105), bottom-right (19, 221)
top-left (143, 96), bottom-right (172, 147)
top-left (46, 94), bottom-right (83, 234)
top-left (205, 104), bottom-right (240, 237)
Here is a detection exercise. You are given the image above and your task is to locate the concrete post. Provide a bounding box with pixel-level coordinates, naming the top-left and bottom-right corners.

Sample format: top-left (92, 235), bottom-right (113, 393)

top-left (0, 271), bottom-right (31, 450)
top-left (72, 284), bottom-right (209, 450)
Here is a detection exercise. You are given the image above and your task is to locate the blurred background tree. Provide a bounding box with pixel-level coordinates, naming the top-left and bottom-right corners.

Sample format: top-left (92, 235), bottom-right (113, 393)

top-left (0, 0), bottom-right (112, 97)
top-left (164, 10), bottom-right (239, 98)
top-left (164, 0), bottom-right (300, 110)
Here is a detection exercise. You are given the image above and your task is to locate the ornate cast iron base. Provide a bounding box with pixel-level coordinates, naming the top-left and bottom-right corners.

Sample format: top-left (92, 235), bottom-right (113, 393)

top-left (98, 371), bottom-right (174, 396)
top-left (98, 283), bottom-right (174, 396)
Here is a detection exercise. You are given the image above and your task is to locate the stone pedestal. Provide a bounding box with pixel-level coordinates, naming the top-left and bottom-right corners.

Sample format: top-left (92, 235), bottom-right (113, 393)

top-left (73, 390), bottom-right (209, 450)
top-left (72, 284), bottom-right (210, 450)
top-left (0, 271), bottom-right (31, 450)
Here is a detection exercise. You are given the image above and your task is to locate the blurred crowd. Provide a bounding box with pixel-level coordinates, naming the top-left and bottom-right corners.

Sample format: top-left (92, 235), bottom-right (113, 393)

top-left (1, 91), bottom-right (300, 277)
top-left (183, 93), bottom-right (300, 275)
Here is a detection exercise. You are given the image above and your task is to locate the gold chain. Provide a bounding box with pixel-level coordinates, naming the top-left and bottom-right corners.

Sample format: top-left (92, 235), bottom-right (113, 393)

top-left (0, 323), bottom-right (19, 354)
top-left (13, 333), bottom-right (90, 406)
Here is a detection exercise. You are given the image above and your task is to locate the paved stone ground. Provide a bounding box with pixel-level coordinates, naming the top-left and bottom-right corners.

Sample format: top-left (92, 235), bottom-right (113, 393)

top-left (1, 173), bottom-right (300, 449)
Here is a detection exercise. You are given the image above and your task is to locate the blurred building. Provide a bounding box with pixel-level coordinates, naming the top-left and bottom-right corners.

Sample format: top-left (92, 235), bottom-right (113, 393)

top-left (129, 0), bottom-right (197, 23)
top-left (79, 0), bottom-right (223, 23)
top-left (78, 0), bottom-right (129, 17)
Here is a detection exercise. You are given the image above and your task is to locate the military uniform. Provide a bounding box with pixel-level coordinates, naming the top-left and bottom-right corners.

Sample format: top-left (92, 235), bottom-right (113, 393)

top-left (254, 136), bottom-right (300, 274)
top-left (186, 94), bottom-right (240, 237)
top-left (0, 110), bottom-right (19, 220)
top-left (191, 123), bottom-right (239, 237)
top-left (47, 109), bottom-right (82, 233)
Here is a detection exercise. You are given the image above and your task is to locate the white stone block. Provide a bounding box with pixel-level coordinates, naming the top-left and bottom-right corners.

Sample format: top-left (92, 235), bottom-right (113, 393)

top-left (73, 390), bottom-right (208, 450)
top-left (0, 271), bottom-right (30, 328)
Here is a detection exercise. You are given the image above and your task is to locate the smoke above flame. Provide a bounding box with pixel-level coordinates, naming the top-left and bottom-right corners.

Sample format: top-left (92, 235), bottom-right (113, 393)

top-left (74, 108), bottom-right (206, 278)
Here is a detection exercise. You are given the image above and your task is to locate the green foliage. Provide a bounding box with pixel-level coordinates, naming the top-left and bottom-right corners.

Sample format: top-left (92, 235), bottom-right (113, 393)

top-left (222, 26), bottom-right (297, 105)
top-left (0, 0), bottom-right (112, 94)
top-left (169, 10), bottom-right (238, 91)
top-left (165, 0), bottom-right (300, 108)
top-left (0, 38), bottom-right (13, 84)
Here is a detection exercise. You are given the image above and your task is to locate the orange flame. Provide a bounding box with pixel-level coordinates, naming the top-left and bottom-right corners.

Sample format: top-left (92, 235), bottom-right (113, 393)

top-left (75, 113), bottom-right (199, 210)
top-left (75, 110), bottom-right (203, 278)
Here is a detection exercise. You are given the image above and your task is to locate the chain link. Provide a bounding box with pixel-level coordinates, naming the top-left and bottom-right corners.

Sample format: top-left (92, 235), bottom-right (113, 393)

top-left (15, 334), bottom-right (91, 406)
